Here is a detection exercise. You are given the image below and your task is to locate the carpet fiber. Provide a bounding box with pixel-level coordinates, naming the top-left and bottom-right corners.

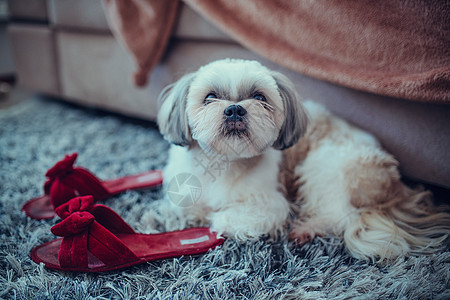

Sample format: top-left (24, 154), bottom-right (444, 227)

top-left (1, 96), bottom-right (449, 299)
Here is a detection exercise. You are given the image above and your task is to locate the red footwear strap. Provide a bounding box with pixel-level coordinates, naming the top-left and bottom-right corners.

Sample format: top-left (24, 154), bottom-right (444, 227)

top-left (51, 196), bottom-right (138, 269)
top-left (44, 153), bottom-right (110, 208)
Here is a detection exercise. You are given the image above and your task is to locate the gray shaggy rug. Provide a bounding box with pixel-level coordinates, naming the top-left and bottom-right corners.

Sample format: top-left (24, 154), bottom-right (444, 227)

top-left (1, 96), bottom-right (449, 299)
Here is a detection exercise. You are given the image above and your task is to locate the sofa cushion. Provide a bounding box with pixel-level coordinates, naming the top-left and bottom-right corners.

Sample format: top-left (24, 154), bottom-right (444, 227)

top-left (8, 24), bottom-right (59, 95)
top-left (56, 31), bottom-right (160, 119)
top-left (7, 0), bottom-right (48, 21)
top-left (173, 3), bottom-right (232, 42)
top-left (49, 0), bottom-right (110, 32)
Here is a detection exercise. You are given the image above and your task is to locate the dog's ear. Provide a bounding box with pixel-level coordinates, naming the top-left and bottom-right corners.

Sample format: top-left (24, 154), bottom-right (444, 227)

top-left (157, 73), bottom-right (195, 146)
top-left (271, 71), bottom-right (308, 150)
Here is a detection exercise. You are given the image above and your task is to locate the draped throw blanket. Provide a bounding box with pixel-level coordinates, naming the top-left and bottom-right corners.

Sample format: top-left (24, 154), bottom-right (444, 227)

top-left (103, 0), bottom-right (450, 103)
top-left (103, 0), bottom-right (179, 87)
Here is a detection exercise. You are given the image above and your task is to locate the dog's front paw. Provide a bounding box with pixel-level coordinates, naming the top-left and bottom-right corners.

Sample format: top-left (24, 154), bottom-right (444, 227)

top-left (290, 227), bottom-right (317, 244)
top-left (210, 210), bottom-right (283, 241)
top-left (210, 213), bottom-right (259, 241)
top-left (289, 220), bottom-right (324, 245)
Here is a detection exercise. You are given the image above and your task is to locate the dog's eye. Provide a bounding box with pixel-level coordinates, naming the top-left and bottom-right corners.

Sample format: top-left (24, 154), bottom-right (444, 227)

top-left (252, 93), bottom-right (266, 101)
top-left (205, 93), bottom-right (218, 100)
top-left (204, 93), bottom-right (218, 106)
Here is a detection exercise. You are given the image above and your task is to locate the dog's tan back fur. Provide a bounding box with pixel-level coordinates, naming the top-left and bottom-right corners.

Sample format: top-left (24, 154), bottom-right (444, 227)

top-left (287, 100), bottom-right (450, 262)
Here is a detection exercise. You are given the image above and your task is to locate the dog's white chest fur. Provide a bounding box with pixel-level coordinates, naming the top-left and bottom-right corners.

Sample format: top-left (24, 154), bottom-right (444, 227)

top-left (164, 145), bottom-right (289, 239)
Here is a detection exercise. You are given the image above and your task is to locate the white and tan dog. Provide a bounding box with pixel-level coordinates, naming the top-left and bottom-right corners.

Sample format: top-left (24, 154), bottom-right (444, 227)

top-left (157, 59), bottom-right (449, 262)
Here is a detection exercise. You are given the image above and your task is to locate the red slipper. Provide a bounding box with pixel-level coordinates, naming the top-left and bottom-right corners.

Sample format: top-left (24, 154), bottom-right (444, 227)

top-left (22, 153), bottom-right (163, 220)
top-left (30, 196), bottom-right (224, 272)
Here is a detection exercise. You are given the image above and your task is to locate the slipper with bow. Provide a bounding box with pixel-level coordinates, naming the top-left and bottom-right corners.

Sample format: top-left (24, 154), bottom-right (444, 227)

top-left (30, 196), bottom-right (224, 272)
top-left (22, 153), bottom-right (163, 220)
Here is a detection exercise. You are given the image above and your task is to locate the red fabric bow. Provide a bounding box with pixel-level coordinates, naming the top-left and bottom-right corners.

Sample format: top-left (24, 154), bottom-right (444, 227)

top-left (54, 193), bottom-right (94, 219)
top-left (42, 153), bottom-right (110, 209)
top-left (51, 196), bottom-right (96, 236)
top-left (43, 154), bottom-right (79, 207)
top-left (51, 212), bottom-right (95, 236)
top-left (45, 153), bottom-right (78, 179)
top-left (50, 196), bottom-right (138, 269)
top-left (50, 196), bottom-right (95, 267)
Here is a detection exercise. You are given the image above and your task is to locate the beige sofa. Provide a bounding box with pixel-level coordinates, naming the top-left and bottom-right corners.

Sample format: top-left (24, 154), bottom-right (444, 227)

top-left (8, 0), bottom-right (450, 189)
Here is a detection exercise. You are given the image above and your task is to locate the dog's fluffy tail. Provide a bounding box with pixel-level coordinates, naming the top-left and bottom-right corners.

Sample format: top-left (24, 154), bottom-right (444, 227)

top-left (344, 187), bottom-right (450, 263)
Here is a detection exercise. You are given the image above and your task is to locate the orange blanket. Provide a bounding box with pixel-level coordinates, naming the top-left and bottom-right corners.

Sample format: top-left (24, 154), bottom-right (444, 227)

top-left (104, 0), bottom-right (449, 103)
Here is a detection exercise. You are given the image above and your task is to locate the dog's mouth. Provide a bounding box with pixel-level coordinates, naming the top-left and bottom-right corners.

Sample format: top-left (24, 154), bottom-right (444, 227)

top-left (226, 119), bottom-right (246, 131)
top-left (223, 119), bottom-right (248, 137)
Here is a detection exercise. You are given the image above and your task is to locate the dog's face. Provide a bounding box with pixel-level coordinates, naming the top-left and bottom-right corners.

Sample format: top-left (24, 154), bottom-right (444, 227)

top-left (158, 59), bottom-right (307, 159)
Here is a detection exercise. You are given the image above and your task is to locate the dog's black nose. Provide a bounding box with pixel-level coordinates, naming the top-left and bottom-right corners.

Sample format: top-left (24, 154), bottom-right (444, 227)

top-left (224, 105), bottom-right (247, 121)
